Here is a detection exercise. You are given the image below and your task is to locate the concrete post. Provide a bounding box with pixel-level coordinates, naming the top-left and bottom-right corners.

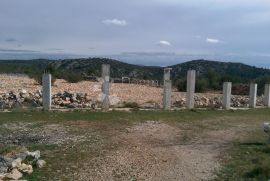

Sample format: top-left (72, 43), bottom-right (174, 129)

top-left (42, 74), bottom-right (51, 110)
top-left (186, 70), bottom-right (196, 109)
top-left (222, 82), bottom-right (232, 110)
top-left (249, 83), bottom-right (257, 108)
top-left (163, 68), bottom-right (172, 110)
top-left (101, 64), bottom-right (110, 110)
top-left (264, 84), bottom-right (270, 107)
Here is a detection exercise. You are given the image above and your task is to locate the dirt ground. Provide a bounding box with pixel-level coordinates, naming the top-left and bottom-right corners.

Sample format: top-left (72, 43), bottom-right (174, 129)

top-left (1, 110), bottom-right (263, 181)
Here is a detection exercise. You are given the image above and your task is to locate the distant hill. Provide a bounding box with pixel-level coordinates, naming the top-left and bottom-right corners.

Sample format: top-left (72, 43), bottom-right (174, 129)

top-left (49, 58), bottom-right (163, 80)
top-left (0, 58), bottom-right (270, 94)
top-left (170, 59), bottom-right (270, 80)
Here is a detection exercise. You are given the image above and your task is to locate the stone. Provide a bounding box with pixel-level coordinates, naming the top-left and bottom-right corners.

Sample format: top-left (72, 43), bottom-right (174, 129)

top-left (27, 150), bottom-right (40, 160)
top-left (36, 159), bottom-right (46, 168)
top-left (263, 122), bottom-right (270, 143)
top-left (0, 174), bottom-right (5, 180)
top-left (5, 169), bottom-right (22, 180)
top-left (18, 163), bottom-right (33, 174)
top-left (0, 156), bottom-right (14, 170)
top-left (11, 158), bottom-right (22, 169)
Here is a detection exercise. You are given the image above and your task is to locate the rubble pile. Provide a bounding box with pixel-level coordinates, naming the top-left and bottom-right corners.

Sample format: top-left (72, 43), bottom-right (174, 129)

top-left (0, 90), bottom-right (97, 109)
top-left (0, 148), bottom-right (46, 181)
top-left (0, 89), bottom-right (266, 109)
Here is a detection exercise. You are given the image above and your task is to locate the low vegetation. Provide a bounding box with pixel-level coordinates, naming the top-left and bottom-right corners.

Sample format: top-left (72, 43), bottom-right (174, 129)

top-left (216, 132), bottom-right (270, 180)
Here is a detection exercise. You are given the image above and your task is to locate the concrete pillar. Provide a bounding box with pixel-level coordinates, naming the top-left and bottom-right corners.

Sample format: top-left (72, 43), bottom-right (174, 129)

top-left (186, 70), bottom-right (196, 109)
top-left (264, 84), bottom-right (270, 107)
top-left (163, 68), bottom-right (172, 110)
top-left (249, 83), bottom-right (257, 108)
top-left (101, 64), bottom-right (110, 110)
top-left (222, 82), bottom-right (232, 110)
top-left (42, 74), bottom-right (51, 110)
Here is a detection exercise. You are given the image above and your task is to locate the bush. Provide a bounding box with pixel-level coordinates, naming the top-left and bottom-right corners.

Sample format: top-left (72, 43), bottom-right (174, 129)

top-left (123, 102), bottom-right (139, 108)
top-left (60, 72), bottom-right (84, 83)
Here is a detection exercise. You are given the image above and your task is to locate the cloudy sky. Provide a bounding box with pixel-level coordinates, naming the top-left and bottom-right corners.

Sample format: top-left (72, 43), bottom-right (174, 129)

top-left (1, 0), bottom-right (270, 66)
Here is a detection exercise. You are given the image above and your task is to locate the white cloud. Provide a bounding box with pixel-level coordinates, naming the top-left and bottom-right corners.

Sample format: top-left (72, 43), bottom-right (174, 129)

top-left (206, 38), bottom-right (222, 44)
top-left (157, 40), bottom-right (172, 46)
top-left (102, 19), bottom-right (127, 26)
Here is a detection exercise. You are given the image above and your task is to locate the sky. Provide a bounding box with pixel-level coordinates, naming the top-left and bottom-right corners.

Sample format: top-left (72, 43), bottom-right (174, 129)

top-left (1, 0), bottom-right (270, 67)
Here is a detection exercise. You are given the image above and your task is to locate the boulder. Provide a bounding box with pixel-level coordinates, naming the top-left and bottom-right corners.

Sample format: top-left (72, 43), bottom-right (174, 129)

top-left (18, 163), bottom-right (33, 174)
top-left (11, 158), bottom-right (22, 169)
top-left (27, 150), bottom-right (40, 160)
top-left (5, 169), bottom-right (22, 180)
top-left (36, 159), bottom-right (46, 168)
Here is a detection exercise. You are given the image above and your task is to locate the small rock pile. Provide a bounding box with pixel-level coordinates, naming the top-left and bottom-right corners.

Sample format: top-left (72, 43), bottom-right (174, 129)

top-left (173, 95), bottom-right (264, 108)
top-left (0, 89), bottom-right (97, 109)
top-left (52, 91), bottom-right (96, 109)
top-left (0, 89), bottom-right (266, 109)
top-left (0, 148), bottom-right (46, 181)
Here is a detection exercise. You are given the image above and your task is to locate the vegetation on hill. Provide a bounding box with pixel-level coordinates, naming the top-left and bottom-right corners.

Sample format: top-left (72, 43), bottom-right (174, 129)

top-left (0, 58), bottom-right (270, 94)
top-left (171, 60), bottom-right (270, 94)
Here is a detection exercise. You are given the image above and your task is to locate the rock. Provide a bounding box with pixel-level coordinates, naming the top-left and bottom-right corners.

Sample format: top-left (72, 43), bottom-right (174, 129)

top-left (18, 163), bottom-right (33, 174)
top-left (0, 173), bottom-right (5, 180)
top-left (0, 101), bottom-right (5, 109)
top-left (36, 159), bottom-right (46, 168)
top-left (67, 103), bottom-right (78, 108)
top-left (20, 89), bottom-right (27, 94)
top-left (5, 169), bottom-right (22, 180)
top-left (109, 96), bottom-right (120, 106)
top-left (263, 123), bottom-right (270, 135)
top-left (11, 158), bottom-right (22, 169)
top-left (0, 156), bottom-right (14, 172)
top-left (27, 150), bottom-right (40, 160)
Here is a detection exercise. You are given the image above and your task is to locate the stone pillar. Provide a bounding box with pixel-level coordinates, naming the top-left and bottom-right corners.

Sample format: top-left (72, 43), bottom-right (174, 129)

top-left (42, 74), bottom-right (51, 110)
top-left (249, 83), bottom-right (257, 108)
top-left (163, 68), bottom-right (172, 110)
top-left (264, 84), bottom-right (270, 107)
top-left (186, 70), bottom-right (196, 109)
top-left (222, 82), bottom-right (232, 110)
top-left (101, 64), bottom-right (110, 110)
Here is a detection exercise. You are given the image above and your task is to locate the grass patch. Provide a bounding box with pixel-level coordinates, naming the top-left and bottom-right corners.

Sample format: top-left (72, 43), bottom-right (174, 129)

top-left (0, 145), bottom-right (18, 155)
top-left (215, 131), bottom-right (270, 181)
top-left (0, 108), bottom-right (270, 124)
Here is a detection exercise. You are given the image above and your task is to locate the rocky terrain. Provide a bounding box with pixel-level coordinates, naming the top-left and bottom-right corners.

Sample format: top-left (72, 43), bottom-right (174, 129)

top-left (0, 74), bottom-right (265, 109)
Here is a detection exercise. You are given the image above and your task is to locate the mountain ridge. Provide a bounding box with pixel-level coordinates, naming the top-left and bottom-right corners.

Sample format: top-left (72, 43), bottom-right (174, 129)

top-left (0, 58), bottom-right (270, 93)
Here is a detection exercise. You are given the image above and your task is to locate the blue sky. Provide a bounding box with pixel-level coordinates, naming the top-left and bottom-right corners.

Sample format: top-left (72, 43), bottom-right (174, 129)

top-left (1, 0), bottom-right (270, 67)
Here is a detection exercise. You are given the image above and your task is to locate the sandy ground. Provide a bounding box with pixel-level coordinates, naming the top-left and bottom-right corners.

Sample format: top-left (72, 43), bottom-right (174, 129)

top-left (0, 74), bottom-right (222, 105)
